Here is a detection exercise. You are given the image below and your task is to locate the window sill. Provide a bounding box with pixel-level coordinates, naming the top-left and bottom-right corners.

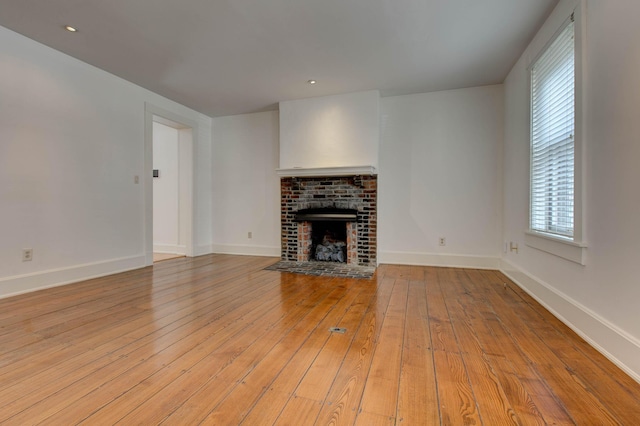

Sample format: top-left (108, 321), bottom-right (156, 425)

top-left (524, 231), bottom-right (587, 265)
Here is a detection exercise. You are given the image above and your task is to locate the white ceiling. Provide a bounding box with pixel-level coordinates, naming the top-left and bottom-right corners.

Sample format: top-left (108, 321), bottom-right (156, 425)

top-left (0, 0), bottom-right (558, 117)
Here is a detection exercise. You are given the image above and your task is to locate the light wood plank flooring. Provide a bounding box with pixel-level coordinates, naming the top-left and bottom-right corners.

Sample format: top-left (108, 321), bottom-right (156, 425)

top-left (153, 253), bottom-right (186, 263)
top-left (1, 254), bottom-right (639, 425)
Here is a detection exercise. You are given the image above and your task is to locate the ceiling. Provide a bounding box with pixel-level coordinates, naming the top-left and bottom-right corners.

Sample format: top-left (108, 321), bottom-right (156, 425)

top-left (0, 0), bottom-right (558, 117)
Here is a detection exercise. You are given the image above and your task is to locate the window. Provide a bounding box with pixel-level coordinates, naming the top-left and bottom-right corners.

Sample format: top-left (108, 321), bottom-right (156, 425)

top-left (530, 17), bottom-right (575, 239)
top-left (526, 8), bottom-right (586, 265)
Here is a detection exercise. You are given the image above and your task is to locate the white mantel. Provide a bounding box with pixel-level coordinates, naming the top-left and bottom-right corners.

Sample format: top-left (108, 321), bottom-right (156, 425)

top-left (276, 165), bottom-right (377, 178)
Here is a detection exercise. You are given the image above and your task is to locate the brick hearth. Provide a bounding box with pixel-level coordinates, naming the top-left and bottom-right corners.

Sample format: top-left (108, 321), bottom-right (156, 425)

top-left (280, 175), bottom-right (377, 266)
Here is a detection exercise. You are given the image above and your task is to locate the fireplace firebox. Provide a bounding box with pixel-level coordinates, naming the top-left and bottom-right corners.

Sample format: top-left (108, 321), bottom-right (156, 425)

top-left (294, 208), bottom-right (357, 263)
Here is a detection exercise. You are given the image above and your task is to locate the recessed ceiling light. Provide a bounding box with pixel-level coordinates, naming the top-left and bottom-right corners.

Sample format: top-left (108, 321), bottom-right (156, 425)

top-left (64, 25), bottom-right (78, 32)
top-left (307, 80), bottom-right (317, 85)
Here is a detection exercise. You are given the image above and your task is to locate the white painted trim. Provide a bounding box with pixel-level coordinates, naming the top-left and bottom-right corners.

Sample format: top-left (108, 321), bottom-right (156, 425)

top-left (211, 244), bottom-right (280, 257)
top-left (276, 165), bottom-right (377, 177)
top-left (0, 255), bottom-right (146, 300)
top-left (500, 258), bottom-right (640, 384)
top-left (153, 244), bottom-right (187, 255)
top-left (379, 251), bottom-right (500, 270)
top-left (524, 231), bottom-right (587, 265)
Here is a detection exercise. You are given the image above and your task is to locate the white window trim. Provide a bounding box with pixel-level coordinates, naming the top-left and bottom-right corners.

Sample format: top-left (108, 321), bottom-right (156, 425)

top-left (526, 2), bottom-right (587, 265)
top-left (525, 231), bottom-right (586, 265)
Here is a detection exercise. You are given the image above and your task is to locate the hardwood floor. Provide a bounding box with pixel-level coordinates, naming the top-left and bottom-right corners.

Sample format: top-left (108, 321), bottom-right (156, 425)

top-left (1, 255), bottom-right (639, 425)
top-left (153, 253), bottom-right (186, 263)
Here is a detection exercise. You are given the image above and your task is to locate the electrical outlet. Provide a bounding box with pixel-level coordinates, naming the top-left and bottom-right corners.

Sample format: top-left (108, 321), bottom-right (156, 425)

top-left (22, 248), bottom-right (33, 262)
top-left (439, 237), bottom-right (446, 246)
top-left (248, 231), bottom-right (252, 239)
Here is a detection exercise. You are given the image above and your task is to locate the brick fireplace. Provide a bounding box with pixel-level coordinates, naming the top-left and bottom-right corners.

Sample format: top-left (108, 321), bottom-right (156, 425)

top-left (280, 174), bottom-right (377, 266)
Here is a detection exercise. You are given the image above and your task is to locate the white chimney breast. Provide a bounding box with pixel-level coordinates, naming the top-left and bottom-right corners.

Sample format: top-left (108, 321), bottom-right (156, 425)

top-left (279, 90), bottom-right (380, 170)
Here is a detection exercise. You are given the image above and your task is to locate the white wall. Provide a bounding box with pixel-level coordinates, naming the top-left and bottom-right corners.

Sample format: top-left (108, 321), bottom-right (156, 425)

top-left (0, 26), bottom-right (212, 298)
top-left (152, 122), bottom-right (180, 253)
top-left (379, 85), bottom-right (504, 269)
top-left (211, 111), bottom-right (281, 256)
top-left (279, 90), bottom-right (379, 169)
top-left (502, 0), bottom-right (640, 381)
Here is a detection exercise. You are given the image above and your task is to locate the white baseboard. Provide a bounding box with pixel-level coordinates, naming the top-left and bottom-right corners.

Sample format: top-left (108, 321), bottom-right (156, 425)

top-left (379, 251), bottom-right (500, 269)
top-left (211, 243), bottom-right (280, 257)
top-left (500, 258), bottom-right (640, 384)
top-left (153, 244), bottom-right (186, 254)
top-left (0, 255), bottom-right (146, 300)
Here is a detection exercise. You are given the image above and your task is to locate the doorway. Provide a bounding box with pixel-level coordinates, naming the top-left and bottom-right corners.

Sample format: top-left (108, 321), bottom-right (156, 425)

top-left (152, 118), bottom-right (185, 262)
top-left (144, 104), bottom-right (197, 266)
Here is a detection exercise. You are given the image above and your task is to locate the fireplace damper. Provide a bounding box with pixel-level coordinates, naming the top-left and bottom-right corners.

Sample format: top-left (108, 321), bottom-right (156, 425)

top-left (294, 208), bottom-right (357, 223)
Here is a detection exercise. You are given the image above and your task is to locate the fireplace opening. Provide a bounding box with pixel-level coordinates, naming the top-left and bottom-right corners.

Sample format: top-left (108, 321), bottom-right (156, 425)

top-left (294, 207), bottom-right (358, 264)
top-left (312, 221), bottom-right (347, 262)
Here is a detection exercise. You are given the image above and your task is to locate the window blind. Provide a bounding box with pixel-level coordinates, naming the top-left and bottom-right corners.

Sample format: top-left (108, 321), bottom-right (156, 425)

top-left (530, 19), bottom-right (575, 238)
